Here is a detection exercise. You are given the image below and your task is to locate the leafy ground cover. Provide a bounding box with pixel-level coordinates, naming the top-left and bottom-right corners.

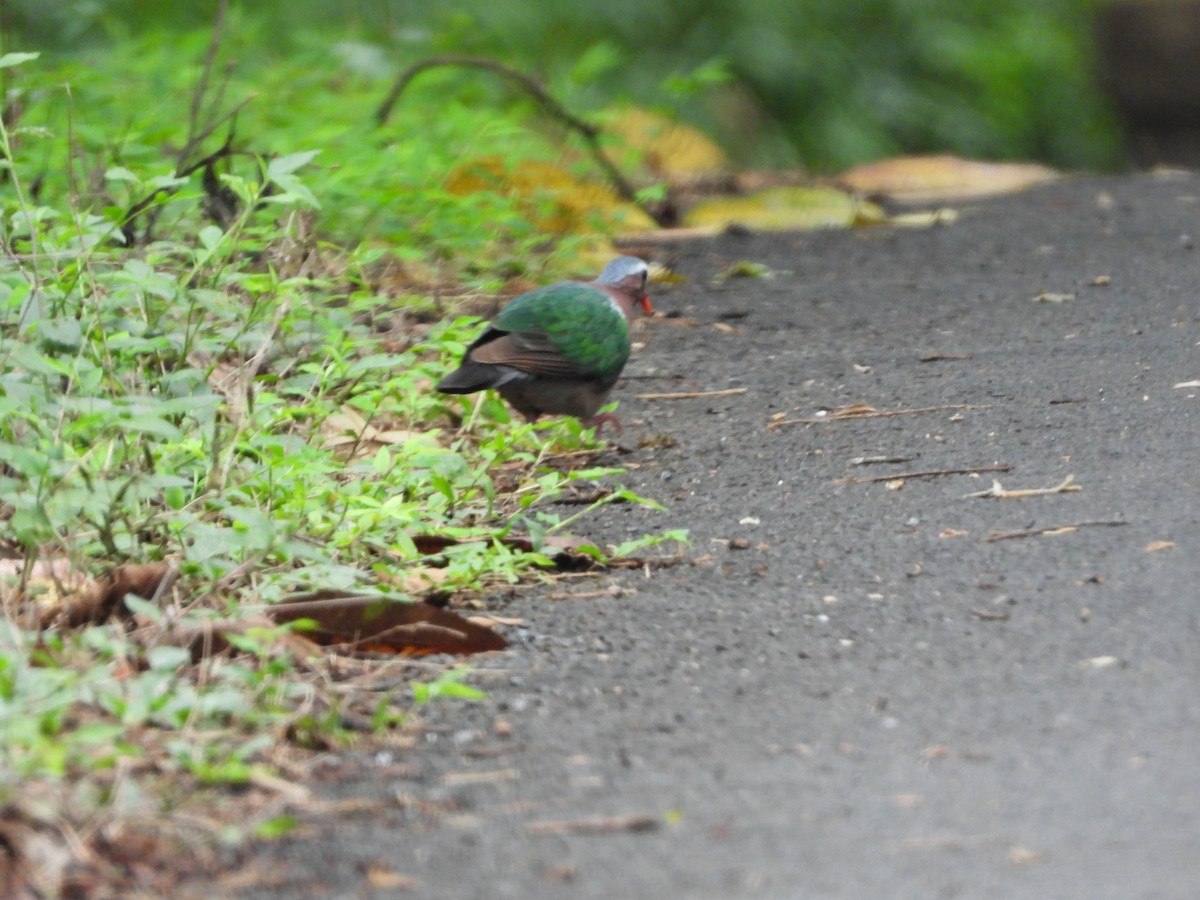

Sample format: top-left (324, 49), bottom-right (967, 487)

top-left (0, 23), bottom-right (687, 892)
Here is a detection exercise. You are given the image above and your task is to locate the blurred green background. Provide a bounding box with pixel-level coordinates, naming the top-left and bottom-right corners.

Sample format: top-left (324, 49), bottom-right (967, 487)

top-left (9, 0), bottom-right (1126, 172)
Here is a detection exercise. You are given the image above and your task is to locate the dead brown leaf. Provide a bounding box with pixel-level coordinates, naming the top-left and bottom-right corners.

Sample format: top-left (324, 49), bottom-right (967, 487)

top-left (839, 155), bottom-right (1058, 203)
top-left (268, 593), bottom-right (506, 655)
top-left (0, 558), bottom-right (176, 628)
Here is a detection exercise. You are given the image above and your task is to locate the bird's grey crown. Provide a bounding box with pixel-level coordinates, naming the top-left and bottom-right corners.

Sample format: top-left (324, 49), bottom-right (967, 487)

top-left (596, 255), bottom-right (649, 285)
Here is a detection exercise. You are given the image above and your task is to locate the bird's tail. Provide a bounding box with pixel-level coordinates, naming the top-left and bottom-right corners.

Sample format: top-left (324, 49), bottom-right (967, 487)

top-left (436, 362), bottom-right (507, 394)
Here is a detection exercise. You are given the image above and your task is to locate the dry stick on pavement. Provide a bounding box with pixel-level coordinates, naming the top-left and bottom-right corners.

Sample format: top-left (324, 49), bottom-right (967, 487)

top-left (527, 815), bottom-right (661, 836)
top-left (970, 608), bottom-right (1011, 621)
top-left (635, 387), bottom-right (748, 401)
top-left (836, 464), bottom-right (1011, 485)
top-left (964, 473), bottom-right (1080, 499)
top-left (983, 521), bottom-right (1128, 542)
top-left (769, 403), bottom-right (985, 428)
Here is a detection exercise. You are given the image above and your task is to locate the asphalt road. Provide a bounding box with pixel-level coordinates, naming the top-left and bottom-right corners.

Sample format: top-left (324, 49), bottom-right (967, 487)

top-left (244, 173), bottom-right (1200, 899)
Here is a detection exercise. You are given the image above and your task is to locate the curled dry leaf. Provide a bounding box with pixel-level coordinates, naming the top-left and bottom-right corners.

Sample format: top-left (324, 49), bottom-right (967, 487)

top-left (0, 558), bottom-right (176, 628)
top-left (683, 186), bottom-right (884, 232)
top-left (838, 154), bottom-right (1058, 203)
top-left (268, 593), bottom-right (506, 655)
top-left (1144, 540), bottom-right (1176, 553)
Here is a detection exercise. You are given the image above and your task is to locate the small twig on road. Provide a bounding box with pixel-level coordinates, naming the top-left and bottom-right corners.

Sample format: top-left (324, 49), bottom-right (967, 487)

top-left (836, 464), bottom-right (1011, 485)
top-left (527, 814), bottom-right (660, 836)
top-left (546, 586), bottom-right (636, 601)
top-left (769, 403), bottom-right (985, 428)
top-left (983, 521), bottom-right (1128, 542)
top-left (849, 455), bottom-right (915, 466)
top-left (964, 474), bottom-right (1079, 499)
top-left (969, 607), bottom-right (1011, 621)
top-left (635, 387), bottom-right (748, 401)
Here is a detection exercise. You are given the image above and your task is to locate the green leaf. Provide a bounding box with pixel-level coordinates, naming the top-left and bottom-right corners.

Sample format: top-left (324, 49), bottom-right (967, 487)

top-left (198, 225), bottom-right (224, 252)
top-left (146, 645), bottom-right (191, 671)
top-left (267, 150), bottom-right (319, 179)
top-left (119, 414), bottom-right (183, 440)
top-left (254, 814), bottom-right (299, 839)
top-left (36, 317), bottom-right (83, 353)
top-left (0, 52), bottom-right (40, 69)
top-left (123, 594), bottom-right (163, 621)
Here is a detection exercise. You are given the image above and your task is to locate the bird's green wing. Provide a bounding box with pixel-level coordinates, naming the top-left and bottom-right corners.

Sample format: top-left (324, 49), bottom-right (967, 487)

top-left (492, 283), bottom-right (631, 378)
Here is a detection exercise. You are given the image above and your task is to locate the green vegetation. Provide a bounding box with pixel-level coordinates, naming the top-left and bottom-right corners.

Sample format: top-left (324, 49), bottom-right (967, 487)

top-left (13, 0), bottom-right (1126, 171)
top-left (0, 0), bottom-right (1123, 883)
top-left (0, 31), bottom-right (682, 866)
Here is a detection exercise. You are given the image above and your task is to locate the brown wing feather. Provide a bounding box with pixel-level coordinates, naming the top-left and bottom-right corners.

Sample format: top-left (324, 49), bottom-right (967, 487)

top-left (469, 332), bottom-right (590, 379)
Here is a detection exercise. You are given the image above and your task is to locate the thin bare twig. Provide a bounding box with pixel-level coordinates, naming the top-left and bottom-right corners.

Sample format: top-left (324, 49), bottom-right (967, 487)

top-left (635, 387), bottom-right (748, 401)
top-left (964, 474), bottom-right (1080, 499)
top-left (836, 464), bottom-right (1011, 485)
top-left (181, 0), bottom-right (230, 167)
top-left (769, 403), bottom-right (984, 428)
top-left (969, 608), bottom-right (1010, 621)
top-left (527, 814), bottom-right (660, 835)
top-left (121, 1), bottom-right (260, 243)
top-left (375, 55), bottom-right (667, 225)
top-left (983, 521), bottom-right (1128, 542)
top-left (546, 587), bottom-right (635, 601)
top-left (121, 129), bottom-right (241, 244)
top-left (850, 455), bottom-right (915, 466)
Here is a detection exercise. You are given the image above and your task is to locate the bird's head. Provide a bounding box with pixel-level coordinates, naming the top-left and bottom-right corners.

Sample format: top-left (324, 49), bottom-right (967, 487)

top-left (597, 256), bottom-right (652, 315)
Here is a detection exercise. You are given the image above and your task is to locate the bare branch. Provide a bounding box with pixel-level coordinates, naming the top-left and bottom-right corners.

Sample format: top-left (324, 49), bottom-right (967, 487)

top-left (376, 55), bottom-right (667, 226)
